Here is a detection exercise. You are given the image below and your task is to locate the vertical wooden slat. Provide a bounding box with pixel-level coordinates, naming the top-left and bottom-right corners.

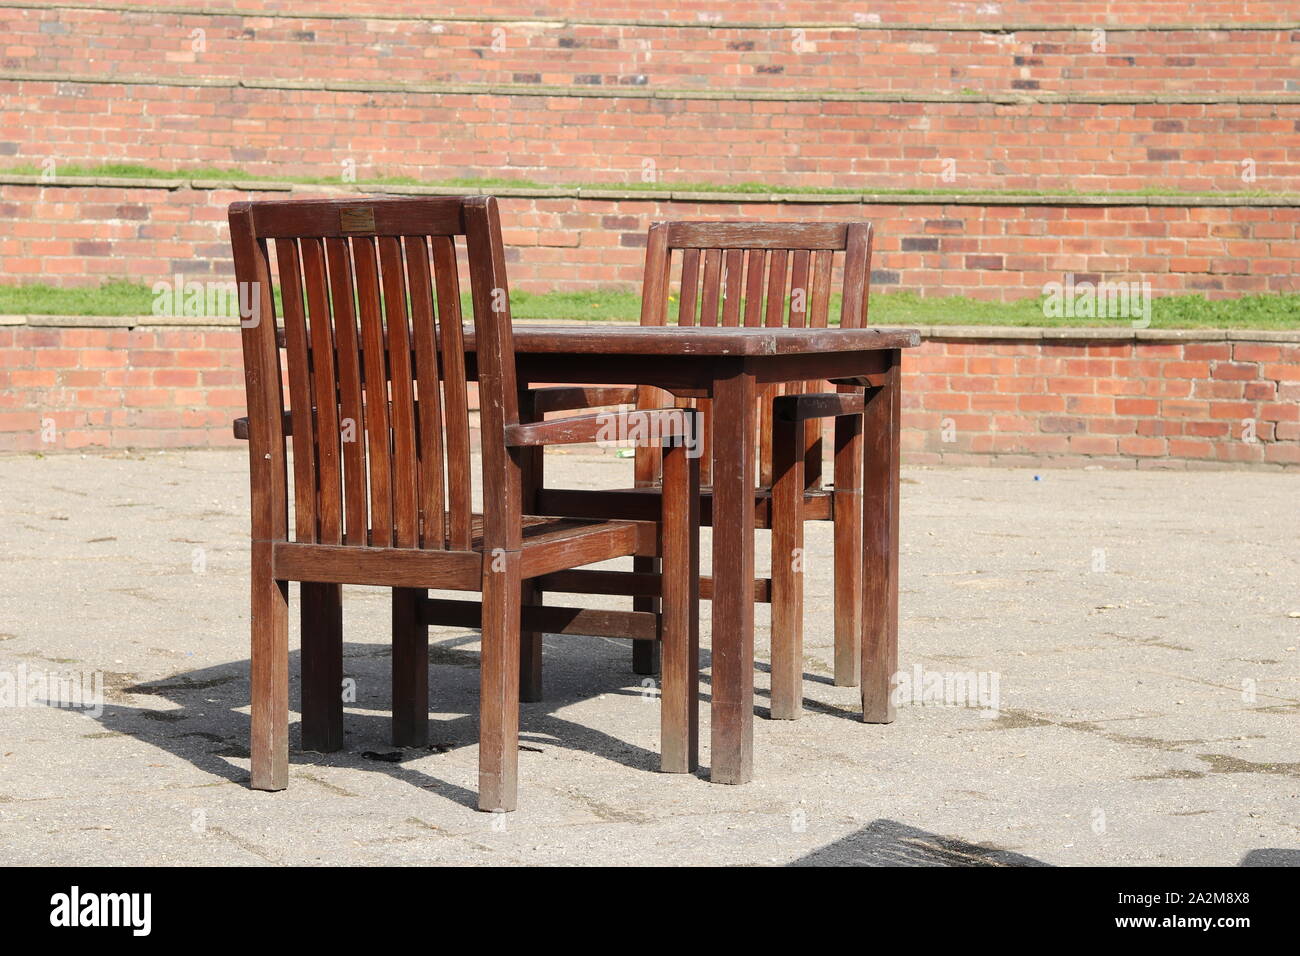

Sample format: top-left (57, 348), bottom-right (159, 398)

top-left (300, 237), bottom-right (341, 545)
top-left (352, 237), bottom-right (393, 547)
top-left (378, 236), bottom-right (419, 550)
top-left (759, 250), bottom-right (789, 486)
top-left (744, 249), bottom-right (768, 475)
top-left (788, 250), bottom-right (811, 329)
top-left (403, 235), bottom-right (446, 550)
top-left (298, 236), bottom-right (345, 757)
top-left (840, 222), bottom-right (874, 329)
top-left (763, 249), bottom-right (788, 328)
top-left (324, 237), bottom-right (367, 546)
top-left (721, 249), bottom-right (744, 326)
top-left (809, 250), bottom-right (833, 329)
top-left (639, 223), bottom-right (672, 330)
top-left (274, 238), bottom-right (318, 543)
top-left (677, 248), bottom-right (700, 326)
top-left (713, 249), bottom-right (745, 484)
top-left (382, 235), bottom-right (426, 749)
top-left (636, 225), bottom-right (671, 490)
top-left (804, 249), bottom-right (835, 488)
top-left (743, 249), bottom-right (766, 327)
top-left (431, 235), bottom-right (472, 551)
top-left (699, 248), bottom-right (723, 326)
top-left (696, 248), bottom-right (725, 480)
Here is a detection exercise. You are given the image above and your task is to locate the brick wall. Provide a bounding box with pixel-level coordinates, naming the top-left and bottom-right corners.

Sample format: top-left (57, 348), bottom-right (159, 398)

top-left (2, 3), bottom-right (1297, 469)
top-left (2, 180), bottom-right (1297, 298)
top-left (4, 321), bottom-right (1296, 468)
top-left (6, 7), bottom-right (1297, 95)
top-left (0, 323), bottom-right (245, 451)
top-left (903, 333), bottom-right (1300, 468)
top-left (5, 78), bottom-right (1296, 193)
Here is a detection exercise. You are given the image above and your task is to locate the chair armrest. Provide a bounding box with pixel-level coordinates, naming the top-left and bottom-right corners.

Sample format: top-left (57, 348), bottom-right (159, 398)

top-left (505, 408), bottom-right (697, 447)
top-left (773, 392), bottom-right (868, 422)
top-left (525, 386), bottom-right (638, 414)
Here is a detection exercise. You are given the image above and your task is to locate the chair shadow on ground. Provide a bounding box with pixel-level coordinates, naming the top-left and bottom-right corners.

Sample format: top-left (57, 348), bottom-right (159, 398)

top-left (87, 618), bottom-right (881, 811)
top-left (87, 630), bottom-right (719, 810)
top-left (751, 658), bottom-right (867, 722)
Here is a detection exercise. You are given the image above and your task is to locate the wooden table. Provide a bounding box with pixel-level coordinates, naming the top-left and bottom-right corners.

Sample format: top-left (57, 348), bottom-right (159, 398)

top-left (467, 324), bottom-right (920, 785)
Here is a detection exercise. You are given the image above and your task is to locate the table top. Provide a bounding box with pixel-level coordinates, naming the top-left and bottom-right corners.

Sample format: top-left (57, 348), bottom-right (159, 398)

top-left (469, 324), bottom-right (921, 356)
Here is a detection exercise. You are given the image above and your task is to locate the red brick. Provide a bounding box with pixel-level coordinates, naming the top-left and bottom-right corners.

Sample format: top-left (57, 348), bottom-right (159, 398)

top-left (1118, 436), bottom-right (1168, 456)
top-left (1211, 362), bottom-right (1259, 381)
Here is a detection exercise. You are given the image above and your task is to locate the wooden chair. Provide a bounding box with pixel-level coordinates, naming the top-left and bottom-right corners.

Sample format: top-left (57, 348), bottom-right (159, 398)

top-left (229, 195), bottom-right (700, 812)
top-left (530, 220), bottom-right (875, 720)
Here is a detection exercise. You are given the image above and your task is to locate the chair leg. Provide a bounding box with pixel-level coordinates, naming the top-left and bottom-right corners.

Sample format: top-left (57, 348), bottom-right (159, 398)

top-left (520, 581), bottom-right (544, 703)
top-left (632, 555), bottom-right (662, 676)
top-left (833, 411), bottom-right (864, 687)
top-left (392, 586), bottom-right (429, 747)
top-left (518, 416), bottom-right (545, 702)
top-left (659, 437), bottom-right (700, 773)
top-left (770, 415), bottom-right (805, 720)
top-left (301, 582), bottom-right (343, 752)
top-left (250, 541), bottom-right (289, 791)
top-left (479, 551), bottom-right (522, 812)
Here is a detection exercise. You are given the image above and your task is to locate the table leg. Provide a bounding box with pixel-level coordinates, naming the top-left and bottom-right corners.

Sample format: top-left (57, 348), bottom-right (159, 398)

top-left (861, 353), bottom-right (900, 723)
top-left (709, 364), bottom-right (757, 784)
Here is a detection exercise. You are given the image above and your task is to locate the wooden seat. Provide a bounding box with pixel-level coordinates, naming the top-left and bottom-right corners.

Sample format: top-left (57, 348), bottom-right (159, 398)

top-left (524, 220), bottom-right (877, 719)
top-left (229, 195), bottom-right (700, 812)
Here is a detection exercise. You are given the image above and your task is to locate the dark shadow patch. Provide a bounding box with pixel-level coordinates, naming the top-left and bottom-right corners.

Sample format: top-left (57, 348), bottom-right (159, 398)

top-left (1240, 849), bottom-right (1300, 866)
top-left (791, 819), bottom-right (1050, 867)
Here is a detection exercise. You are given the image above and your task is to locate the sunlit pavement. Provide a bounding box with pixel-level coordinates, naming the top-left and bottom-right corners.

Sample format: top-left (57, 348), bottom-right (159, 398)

top-left (1, 449), bottom-right (1296, 866)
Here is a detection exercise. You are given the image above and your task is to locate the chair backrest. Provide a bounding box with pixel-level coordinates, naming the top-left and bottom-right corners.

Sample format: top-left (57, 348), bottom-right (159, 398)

top-left (637, 220), bottom-right (874, 486)
top-left (229, 195), bottom-right (524, 555)
top-left (640, 221), bottom-right (874, 330)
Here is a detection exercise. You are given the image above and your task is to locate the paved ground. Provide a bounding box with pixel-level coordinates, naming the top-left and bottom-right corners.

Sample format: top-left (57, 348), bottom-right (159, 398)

top-left (1, 449), bottom-right (1297, 866)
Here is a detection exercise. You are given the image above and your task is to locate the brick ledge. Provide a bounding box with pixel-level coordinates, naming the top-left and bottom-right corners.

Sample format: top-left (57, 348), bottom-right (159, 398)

top-left (2, 3), bottom-right (1295, 33)
top-left (8, 70), bottom-right (1300, 106)
top-left (2, 175), bottom-right (1296, 208)
top-left (5, 314), bottom-right (1298, 343)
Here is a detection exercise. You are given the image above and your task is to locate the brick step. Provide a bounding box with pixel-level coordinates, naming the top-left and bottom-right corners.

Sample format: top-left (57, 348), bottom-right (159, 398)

top-left (62, 0), bottom-right (1300, 29)
top-left (2, 180), bottom-right (1296, 299)
top-left (6, 6), bottom-right (1298, 95)
top-left (5, 76), bottom-right (1298, 194)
